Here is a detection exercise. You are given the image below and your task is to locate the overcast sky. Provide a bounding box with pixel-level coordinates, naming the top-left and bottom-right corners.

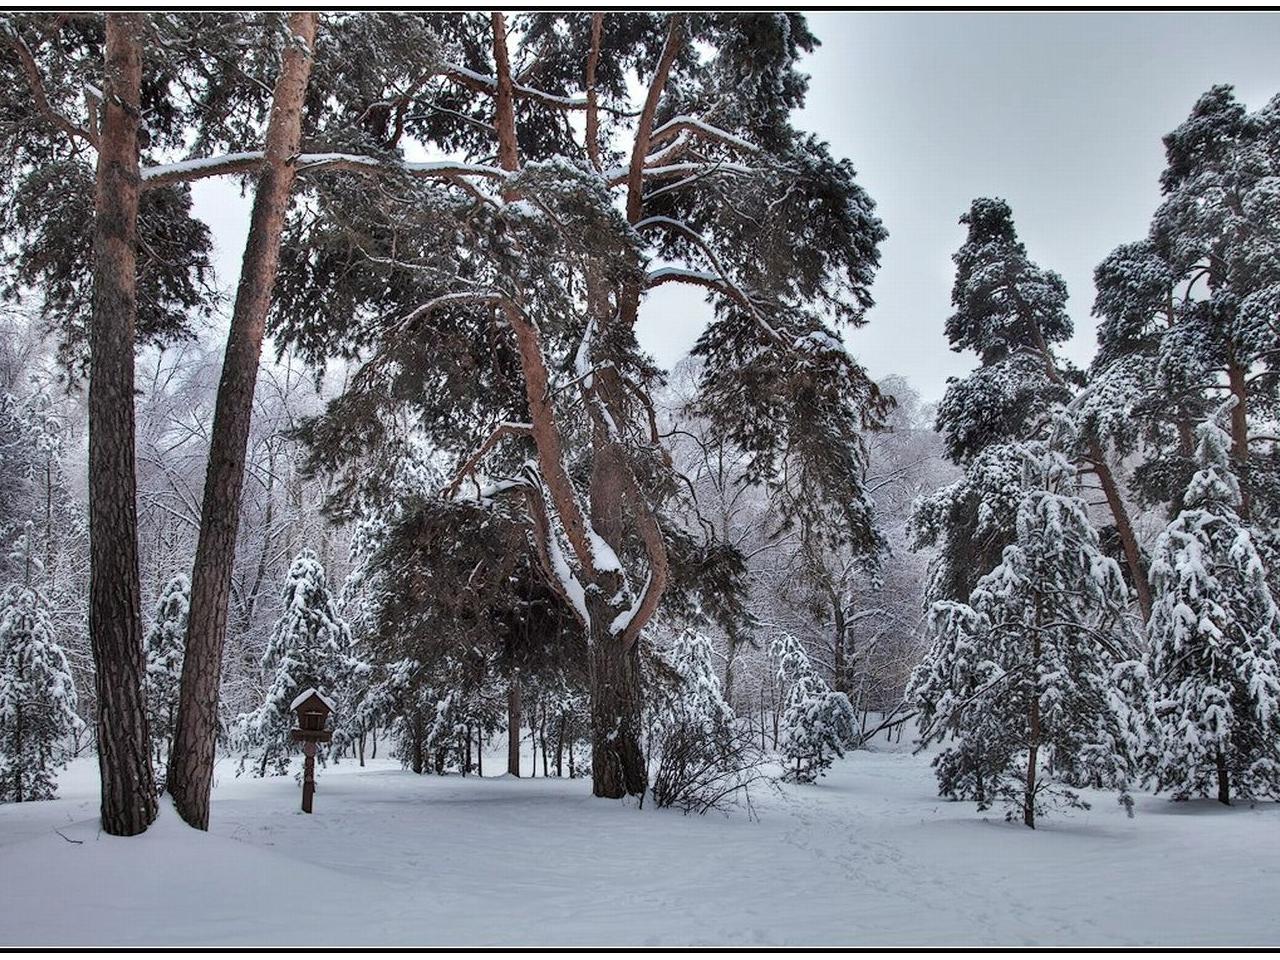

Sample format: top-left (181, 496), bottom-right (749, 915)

top-left (192, 11), bottom-right (1280, 404)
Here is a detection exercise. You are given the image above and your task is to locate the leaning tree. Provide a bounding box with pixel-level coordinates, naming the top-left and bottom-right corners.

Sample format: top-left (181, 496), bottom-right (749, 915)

top-left (269, 12), bottom-right (887, 798)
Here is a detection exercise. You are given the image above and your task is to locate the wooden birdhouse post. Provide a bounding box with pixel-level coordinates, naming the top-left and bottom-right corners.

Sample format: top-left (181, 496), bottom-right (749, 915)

top-left (290, 688), bottom-right (334, 814)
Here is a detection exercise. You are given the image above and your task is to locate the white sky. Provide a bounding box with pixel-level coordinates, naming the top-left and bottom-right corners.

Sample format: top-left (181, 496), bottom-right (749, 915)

top-left (191, 11), bottom-right (1280, 404)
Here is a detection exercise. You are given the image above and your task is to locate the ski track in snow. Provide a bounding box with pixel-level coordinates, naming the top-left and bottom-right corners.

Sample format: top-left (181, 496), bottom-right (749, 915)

top-left (0, 747), bottom-right (1277, 946)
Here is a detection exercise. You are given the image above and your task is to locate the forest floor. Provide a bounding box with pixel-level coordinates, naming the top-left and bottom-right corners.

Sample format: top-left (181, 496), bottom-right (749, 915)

top-left (0, 743), bottom-right (1277, 947)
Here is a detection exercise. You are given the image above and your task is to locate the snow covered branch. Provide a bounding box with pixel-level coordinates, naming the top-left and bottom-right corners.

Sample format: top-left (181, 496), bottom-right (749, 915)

top-left (648, 115), bottom-right (761, 156)
top-left (141, 151), bottom-right (509, 190)
top-left (442, 61), bottom-right (635, 117)
top-left (442, 421), bottom-right (532, 499)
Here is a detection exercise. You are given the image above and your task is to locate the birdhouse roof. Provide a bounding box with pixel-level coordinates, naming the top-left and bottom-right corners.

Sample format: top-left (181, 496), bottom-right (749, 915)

top-left (290, 688), bottom-right (335, 712)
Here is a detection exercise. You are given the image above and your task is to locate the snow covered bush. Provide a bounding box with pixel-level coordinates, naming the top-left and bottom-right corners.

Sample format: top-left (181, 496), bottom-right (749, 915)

top-left (144, 573), bottom-right (188, 770)
top-left (236, 549), bottom-right (353, 777)
top-left (0, 530), bottom-right (82, 802)
top-left (772, 633), bottom-right (856, 783)
top-left (1146, 407), bottom-right (1280, 805)
top-left (651, 629), bottom-right (767, 813)
top-left (908, 444), bottom-right (1149, 827)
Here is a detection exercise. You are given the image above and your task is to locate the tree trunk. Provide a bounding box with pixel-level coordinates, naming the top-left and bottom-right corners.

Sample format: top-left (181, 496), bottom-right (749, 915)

top-left (1024, 603), bottom-right (1043, 830)
top-left (1216, 751), bottom-right (1231, 806)
top-left (539, 705), bottom-right (549, 777)
top-left (88, 12), bottom-right (158, 838)
top-left (507, 672), bottom-right (521, 777)
top-left (588, 623), bottom-right (647, 799)
top-left (168, 12), bottom-right (317, 831)
top-left (1227, 357), bottom-right (1251, 520)
top-left (1087, 439), bottom-right (1152, 623)
top-left (832, 600), bottom-right (847, 695)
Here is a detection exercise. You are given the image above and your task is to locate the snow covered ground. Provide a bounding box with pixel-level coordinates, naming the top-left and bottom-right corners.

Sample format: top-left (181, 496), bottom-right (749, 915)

top-left (1, 746), bottom-right (1277, 947)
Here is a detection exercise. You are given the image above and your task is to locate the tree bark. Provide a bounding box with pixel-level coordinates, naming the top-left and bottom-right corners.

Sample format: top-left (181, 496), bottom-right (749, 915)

top-left (410, 712), bottom-right (424, 775)
top-left (1227, 356), bottom-right (1251, 520)
top-left (1216, 751), bottom-right (1231, 806)
top-left (832, 598), bottom-right (848, 695)
top-left (1088, 439), bottom-right (1152, 623)
top-left (1024, 600), bottom-right (1043, 830)
top-left (168, 12), bottom-right (317, 831)
top-left (507, 671), bottom-right (521, 777)
top-left (588, 610), bottom-right (647, 799)
top-left (88, 12), bottom-right (158, 837)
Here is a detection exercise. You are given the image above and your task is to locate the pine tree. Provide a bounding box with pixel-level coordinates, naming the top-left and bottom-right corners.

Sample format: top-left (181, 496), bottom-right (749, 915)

top-left (1091, 87), bottom-right (1280, 533)
top-left (0, 527), bottom-right (82, 802)
top-left (772, 632), bottom-right (856, 783)
top-left (909, 442), bottom-right (1147, 827)
top-left (237, 549), bottom-right (353, 777)
top-left (143, 573), bottom-right (188, 769)
top-left (913, 198), bottom-right (1149, 619)
top-left (1146, 404), bottom-right (1280, 805)
top-left (274, 13), bottom-right (887, 800)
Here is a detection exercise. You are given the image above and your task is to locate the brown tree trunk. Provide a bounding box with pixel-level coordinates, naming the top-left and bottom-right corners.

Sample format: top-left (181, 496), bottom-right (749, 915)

top-left (88, 12), bottom-right (158, 838)
top-left (1029, 314), bottom-right (1150, 622)
top-left (168, 12), bottom-right (317, 831)
top-left (1216, 751), bottom-right (1231, 806)
top-left (588, 612), bottom-right (647, 799)
top-left (1227, 357), bottom-right (1251, 520)
top-left (507, 672), bottom-right (521, 777)
top-left (1088, 439), bottom-right (1152, 623)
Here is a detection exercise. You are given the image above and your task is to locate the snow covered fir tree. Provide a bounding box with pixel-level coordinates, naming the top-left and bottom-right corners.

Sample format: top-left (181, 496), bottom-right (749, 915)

top-left (0, 7), bottom-right (1279, 948)
top-left (0, 527), bottom-right (82, 802)
top-left (236, 550), bottom-right (354, 777)
top-left (143, 573), bottom-right (188, 770)
top-left (1146, 405), bottom-right (1280, 805)
top-left (909, 441), bottom-right (1148, 827)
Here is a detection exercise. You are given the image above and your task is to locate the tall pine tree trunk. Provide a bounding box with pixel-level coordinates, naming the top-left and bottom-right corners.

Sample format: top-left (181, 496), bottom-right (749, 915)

top-left (1216, 751), bottom-right (1231, 806)
top-left (588, 610), bottom-right (647, 799)
top-left (168, 12), bottom-right (317, 830)
top-left (88, 12), bottom-right (158, 837)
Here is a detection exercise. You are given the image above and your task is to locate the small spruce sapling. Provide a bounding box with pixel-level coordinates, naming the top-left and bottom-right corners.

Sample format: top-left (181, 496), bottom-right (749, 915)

top-left (144, 573), bottom-right (189, 771)
top-left (236, 550), bottom-right (353, 777)
top-left (772, 633), bottom-right (857, 783)
top-left (0, 526), bottom-right (82, 802)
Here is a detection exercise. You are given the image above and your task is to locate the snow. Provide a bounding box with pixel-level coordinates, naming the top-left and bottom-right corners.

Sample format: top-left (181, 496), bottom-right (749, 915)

top-left (1, 749), bottom-right (1277, 946)
top-left (141, 150), bottom-right (264, 181)
top-left (649, 115), bottom-right (761, 155)
top-left (290, 688), bottom-right (335, 712)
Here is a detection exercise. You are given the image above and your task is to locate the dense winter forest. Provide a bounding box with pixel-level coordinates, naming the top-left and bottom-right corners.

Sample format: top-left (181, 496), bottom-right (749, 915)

top-left (0, 8), bottom-right (1278, 948)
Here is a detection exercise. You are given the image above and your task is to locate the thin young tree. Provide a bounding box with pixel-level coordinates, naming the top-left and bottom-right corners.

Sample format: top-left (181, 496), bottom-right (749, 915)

top-left (143, 573), bottom-right (188, 772)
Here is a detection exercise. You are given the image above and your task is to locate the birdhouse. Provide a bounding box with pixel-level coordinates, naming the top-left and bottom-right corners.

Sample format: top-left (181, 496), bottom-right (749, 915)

top-left (290, 688), bottom-right (334, 741)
